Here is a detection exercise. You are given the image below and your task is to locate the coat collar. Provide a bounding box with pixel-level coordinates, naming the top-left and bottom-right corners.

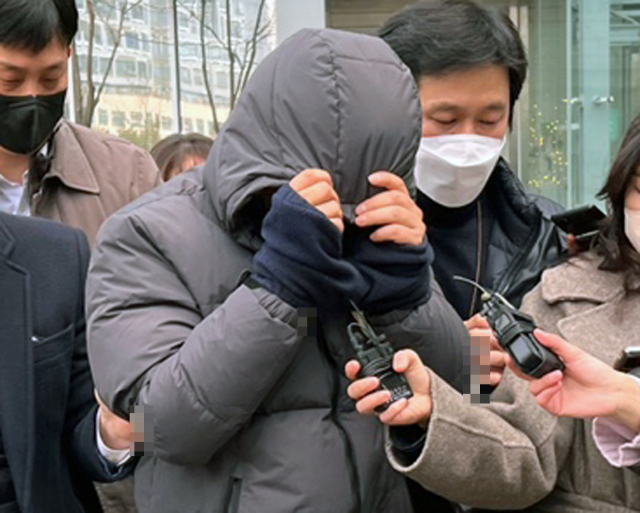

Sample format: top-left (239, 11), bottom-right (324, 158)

top-left (540, 253), bottom-right (623, 304)
top-left (540, 253), bottom-right (640, 363)
top-left (45, 121), bottom-right (100, 194)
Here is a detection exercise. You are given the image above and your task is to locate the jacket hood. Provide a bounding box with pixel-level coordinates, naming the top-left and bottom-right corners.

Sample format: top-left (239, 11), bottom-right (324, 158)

top-left (203, 28), bottom-right (422, 239)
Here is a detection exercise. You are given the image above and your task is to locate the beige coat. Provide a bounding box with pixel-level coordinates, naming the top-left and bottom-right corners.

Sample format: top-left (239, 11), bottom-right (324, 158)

top-left (388, 254), bottom-right (640, 512)
top-left (32, 120), bottom-right (162, 245)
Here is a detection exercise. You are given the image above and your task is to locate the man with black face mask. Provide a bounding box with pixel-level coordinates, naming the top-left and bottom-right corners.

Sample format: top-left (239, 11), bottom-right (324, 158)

top-left (0, 0), bottom-right (161, 246)
top-left (0, 1), bottom-right (161, 512)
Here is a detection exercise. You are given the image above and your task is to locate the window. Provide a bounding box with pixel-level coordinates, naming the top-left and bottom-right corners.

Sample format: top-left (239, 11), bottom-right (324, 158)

top-left (215, 71), bottom-right (227, 89)
top-left (131, 112), bottom-right (143, 126)
top-left (181, 67), bottom-right (192, 85)
top-left (94, 25), bottom-right (104, 47)
top-left (78, 55), bottom-right (88, 74)
top-left (116, 59), bottom-right (137, 78)
top-left (197, 119), bottom-right (205, 133)
top-left (184, 117), bottom-right (193, 132)
top-left (125, 32), bottom-right (140, 50)
top-left (179, 12), bottom-right (190, 29)
top-left (193, 69), bottom-right (204, 87)
top-left (79, 20), bottom-right (89, 43)
top-left (131, 5), bottom-right (146, 22)
top-left (162, 116), bottom-right (173, 131)
top-left (208, 121), bottom-right (214, 135)
top-left (98, 109), bottom-right (109, 126)
top-left (112, 111), bottom-right (126, 128)
top-left (138, 61), bottom-right (149, 80)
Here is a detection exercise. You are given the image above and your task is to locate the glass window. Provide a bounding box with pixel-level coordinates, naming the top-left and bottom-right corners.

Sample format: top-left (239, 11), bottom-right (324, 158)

top-left (131, 5), bottom-right (146, 22)
top-left (131, 111), bottom-right (144, 126)
top-left (138, 61), bottom-right (149, 80)
top-left (98, 109), bottom-right (109, 126)
top-left (125, 32), bottom-right (140, 50)
top-left (193, 69), bottom-right (204, 87)
top-left (197, 118), bottom-right (205, 133)
top-left (112, 111), bottom-right (126, 128)
top-left (215, 71), bottom-right (228, 89)
top-left (116, 59), bottom-right (137, 78)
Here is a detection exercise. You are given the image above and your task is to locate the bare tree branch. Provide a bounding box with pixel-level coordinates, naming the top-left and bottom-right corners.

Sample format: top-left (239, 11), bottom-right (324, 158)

top-left (199, 0), bottom-right (220, 134)
top-left (238, 0), bottom-right (267, 95)
top-left (225, 0), bottom-right (237, 110)
top-left (76, 0), bottom-right (144, 126)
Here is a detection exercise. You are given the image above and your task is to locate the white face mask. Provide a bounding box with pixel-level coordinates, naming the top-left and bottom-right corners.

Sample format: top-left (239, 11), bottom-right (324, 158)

top-left (625, 208), bottom-right (640, 254)
top-left (414, 134), bottom-right (506, 208)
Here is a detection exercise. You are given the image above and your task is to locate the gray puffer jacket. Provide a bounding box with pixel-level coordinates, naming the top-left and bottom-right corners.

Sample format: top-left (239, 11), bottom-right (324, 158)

top-left (87, 28), bottom-right (466, 513)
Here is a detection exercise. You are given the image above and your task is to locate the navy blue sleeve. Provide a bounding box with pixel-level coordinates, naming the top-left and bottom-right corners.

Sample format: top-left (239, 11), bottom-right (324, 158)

top-left (65, 229), bottom-right (134, 482)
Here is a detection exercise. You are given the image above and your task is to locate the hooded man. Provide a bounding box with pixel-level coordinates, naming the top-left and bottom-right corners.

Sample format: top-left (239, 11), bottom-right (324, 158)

top-left (86, 28), bottom-right (467, 513)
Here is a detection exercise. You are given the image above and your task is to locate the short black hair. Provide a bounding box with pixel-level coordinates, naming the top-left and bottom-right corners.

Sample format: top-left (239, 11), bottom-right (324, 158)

top-left (380, 0), bottom-right (527, 117)
top-left (0, 0), bottom-right (78, 53)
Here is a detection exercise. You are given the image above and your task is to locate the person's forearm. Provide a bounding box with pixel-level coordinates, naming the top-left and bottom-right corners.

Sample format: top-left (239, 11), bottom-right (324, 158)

top-left (609, 373), bottom-right (640, 432)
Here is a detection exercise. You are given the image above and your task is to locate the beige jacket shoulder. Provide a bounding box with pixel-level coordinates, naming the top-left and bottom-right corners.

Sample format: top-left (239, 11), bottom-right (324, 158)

top-left (388, 254), bottom-right (640, 512)
top-left (32, 120), bottom-right (162, 245)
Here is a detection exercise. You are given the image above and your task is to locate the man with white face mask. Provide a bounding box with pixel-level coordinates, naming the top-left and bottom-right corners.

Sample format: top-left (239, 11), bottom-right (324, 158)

top-left (381, 0), bottom-right (566, 320)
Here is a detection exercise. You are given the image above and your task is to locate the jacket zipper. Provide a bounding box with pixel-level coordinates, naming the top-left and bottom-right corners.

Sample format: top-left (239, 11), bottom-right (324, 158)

top-left (469, 200), bottom-right (483, 317)
top-left (317, 323), bottom-right (362, 513)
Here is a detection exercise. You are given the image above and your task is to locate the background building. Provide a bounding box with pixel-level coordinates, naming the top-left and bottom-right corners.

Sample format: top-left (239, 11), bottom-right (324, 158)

top-left (71, 0), bottom-right (275, 148)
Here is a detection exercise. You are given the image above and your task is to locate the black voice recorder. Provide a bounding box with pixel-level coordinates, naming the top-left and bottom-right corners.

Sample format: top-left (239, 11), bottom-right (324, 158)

top-left (455, 277), bottom-right (565, 379)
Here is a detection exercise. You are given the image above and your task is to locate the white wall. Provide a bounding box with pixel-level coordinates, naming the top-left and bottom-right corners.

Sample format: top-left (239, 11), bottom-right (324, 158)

top-left (276, 0), bottom-right (326, 45)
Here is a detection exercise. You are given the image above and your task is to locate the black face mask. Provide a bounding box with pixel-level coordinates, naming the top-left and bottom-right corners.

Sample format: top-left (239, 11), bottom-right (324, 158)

top-left (0, 90), bottom-right (66, 155)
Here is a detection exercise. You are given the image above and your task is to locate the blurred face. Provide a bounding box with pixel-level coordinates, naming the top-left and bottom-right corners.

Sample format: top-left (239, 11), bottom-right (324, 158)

top-left (418, 65), bottom-right (510, 140)
top-left (0, 40), bottom-right (69, 97)
top-left (624, 170), bottom-right (640, 254)
top-left (626, 170), bottom-right (640, 212)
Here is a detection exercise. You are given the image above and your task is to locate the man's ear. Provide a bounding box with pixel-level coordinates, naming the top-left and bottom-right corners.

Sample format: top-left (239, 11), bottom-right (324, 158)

top-left (67, 45), bottom-right (73, 59)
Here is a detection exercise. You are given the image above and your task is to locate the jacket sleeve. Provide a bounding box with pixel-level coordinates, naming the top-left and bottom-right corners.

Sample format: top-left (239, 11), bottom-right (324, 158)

top-left (385, 283), bottom-right (574, 509)
top-left (65, 229), bottom-right (133, 482)
top-left (86, 212), bottom-right (302, 466)
top-left (386, 368), bottom-right (574, 509)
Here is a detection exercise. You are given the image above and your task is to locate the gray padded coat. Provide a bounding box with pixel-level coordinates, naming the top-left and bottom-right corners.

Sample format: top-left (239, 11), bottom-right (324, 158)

top-left (87, 28), bottom-right (467, 513)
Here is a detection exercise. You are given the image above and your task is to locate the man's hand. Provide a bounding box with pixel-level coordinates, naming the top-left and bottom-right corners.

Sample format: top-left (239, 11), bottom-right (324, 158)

top-left (290, 169), bottom-right (344, 233)
top-left (506, 331), bottom-right (640, 431)
top-left (346, 349), bottom-right (432, 429)
top-left (355, 172), bottom-right (425, 246)
top-left (465, 314), bottom-right (507, 387)
top-left (96, 391), bottom-right (132, 451)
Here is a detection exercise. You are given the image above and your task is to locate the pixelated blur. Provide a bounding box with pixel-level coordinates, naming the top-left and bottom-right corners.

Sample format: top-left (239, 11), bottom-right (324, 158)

top-left (130, 404), bottom-right (154, 456)
top-left (463, 332), bottom-right (492, 404)
top-left (297, 307), bottom-right (318, 338)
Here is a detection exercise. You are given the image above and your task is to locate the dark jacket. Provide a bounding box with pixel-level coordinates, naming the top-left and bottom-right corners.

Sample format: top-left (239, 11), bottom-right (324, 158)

top-left (0, 213), bottom-right (131, 513)
top-left (86, 28), bottom-right (467, 513)
top-left (421, 159), bottom-right (565, 319)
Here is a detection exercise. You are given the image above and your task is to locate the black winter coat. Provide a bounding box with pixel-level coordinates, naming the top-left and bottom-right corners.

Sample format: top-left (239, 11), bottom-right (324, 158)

top-left (421, 159), bottom-right (566, 319)
top-left (0, 213), bottom-right (131, 513)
